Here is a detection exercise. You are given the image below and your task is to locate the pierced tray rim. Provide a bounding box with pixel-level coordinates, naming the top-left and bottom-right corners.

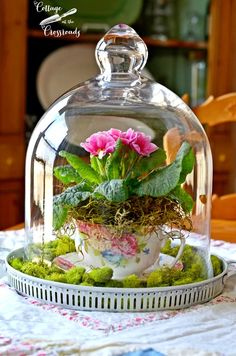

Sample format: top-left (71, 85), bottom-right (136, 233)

top-left (5, 247), bottom-right (228, 293)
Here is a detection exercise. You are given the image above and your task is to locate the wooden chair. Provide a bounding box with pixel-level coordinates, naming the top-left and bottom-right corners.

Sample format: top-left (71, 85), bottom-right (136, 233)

top-left (193, 93), bottom-right (236, 126)
top-left (193, 93), bottom-right (236, 242)
top-left (164, 93), bottom-right (236, 242)
top-left (193, 93), bottom-right (236, 197)
top-left (212, 194), bottom-right (236, 220)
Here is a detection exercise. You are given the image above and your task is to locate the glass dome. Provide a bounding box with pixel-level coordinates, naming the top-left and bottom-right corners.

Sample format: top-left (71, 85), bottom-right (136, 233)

top-left (25, 24), bottom-right (213, 284)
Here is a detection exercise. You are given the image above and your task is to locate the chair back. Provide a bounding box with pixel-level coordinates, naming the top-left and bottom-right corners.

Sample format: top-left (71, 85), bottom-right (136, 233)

top-left (193, 93), bottom-right (236, 197)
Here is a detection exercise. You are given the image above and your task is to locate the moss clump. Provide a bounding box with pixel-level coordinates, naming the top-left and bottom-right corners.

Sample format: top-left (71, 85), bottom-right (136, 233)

top-left (9, 243), bottom-right (223, 288)
top-left (49, 265), bottom-right (65, 274)
top-left (82, 272), bottom-right (95, 285)
top-left (147, 267), bottom-right (182, 287)
top-left (173, 277), bottom-right (193, 286)
top-left (80, 282), bottom-right (94, 287)
top-left (55, 235), bottom-right (76, 256)
top-left (45, 273), bottom-right (67, 283)
top-left (122, 274), bottom-right (146, 288)
top-left (21, 262), bottom-right (49, 279)
top-left (88, 267), bottom-right (113, 283)
top-left (161, 240), bottom-right (207, 278)
top-left (64, 266), bottom-right (85, 284)
top-left (146, 241), bottom-right (214, 287)
top-left (211, 255), bottom-right (223, 276)
top-left (10, 258), bottom-right (24, 271)
top-left (105, 280), bottom-right (123, 288)
top-left (31, 235), bottom-right (76, 262)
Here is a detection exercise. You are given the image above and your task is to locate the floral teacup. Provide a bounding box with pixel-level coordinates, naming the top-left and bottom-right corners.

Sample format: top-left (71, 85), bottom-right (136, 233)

top-left (74, 221), bottom-right (185, 279)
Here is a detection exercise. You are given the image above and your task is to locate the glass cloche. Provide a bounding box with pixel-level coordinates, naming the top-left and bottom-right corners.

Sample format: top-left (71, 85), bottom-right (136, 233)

top-left (24, 24), bottom-right (213, 286)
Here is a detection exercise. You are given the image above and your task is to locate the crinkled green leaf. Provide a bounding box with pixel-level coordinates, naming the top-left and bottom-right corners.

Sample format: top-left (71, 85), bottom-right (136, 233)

top-left (168, 185), bottom-right (194, 213)
top-left (54, 182), bottom-right (92, 207)
top-left (94, 179), bottom-right (129, 202)
top-left (131, 148), bottom-right (166, 179)
top-left (59, 150), bottom-right (101, 184)
top-left (134, 142), bottom-right (194, 197)
top-left (53, 205), bottom-right (68, 230)
top-left (54, 165), bottom-right (82, 185)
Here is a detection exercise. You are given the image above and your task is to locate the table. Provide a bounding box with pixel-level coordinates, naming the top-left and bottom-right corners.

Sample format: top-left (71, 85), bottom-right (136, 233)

top-left (0, 229), bottom-right (236, 356)
top-left (211, 219), bottom-right (236, 242)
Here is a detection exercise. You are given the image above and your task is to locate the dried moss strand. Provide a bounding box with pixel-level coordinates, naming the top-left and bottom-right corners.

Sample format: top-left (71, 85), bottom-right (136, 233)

top-left (66, 196), bottom-right (192, 235)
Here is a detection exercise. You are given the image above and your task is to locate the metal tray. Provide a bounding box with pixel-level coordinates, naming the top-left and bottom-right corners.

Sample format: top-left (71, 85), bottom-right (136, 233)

top-left (6, 248), bottom-right (228, 312)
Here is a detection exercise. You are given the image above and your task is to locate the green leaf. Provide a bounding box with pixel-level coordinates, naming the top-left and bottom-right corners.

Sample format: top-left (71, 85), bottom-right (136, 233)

top-left (168, 185), bottom-right (194, 213)
top-left (54, 182), bottom-right (92, 208)
top-left (90, 155), bottom-right (107, 179)
top-left (133, 164), bottom-right (179, 197)
top-left (90, 156), bottom-right (100, 173)
top-left (59, 151), bottom-right (101, 185)
top-left (134, 142), bottom-right (194, 198)
top-left (105, 139), bottom-right (123, 179)
top-left (178, 145), bottom-right (195, 184)
top-left (94, 179), bottom-right (129, 202)
top-left (53, 205), bottom-right (68, 230)
top-left (131, 148), bottom-right (166, 179)
top-left (54, 165), bottom-right (82, 185)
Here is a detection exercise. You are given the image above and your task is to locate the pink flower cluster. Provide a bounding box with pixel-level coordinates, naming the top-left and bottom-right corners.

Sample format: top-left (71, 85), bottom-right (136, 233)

top-left (80, 128), bottom-right (158, 158)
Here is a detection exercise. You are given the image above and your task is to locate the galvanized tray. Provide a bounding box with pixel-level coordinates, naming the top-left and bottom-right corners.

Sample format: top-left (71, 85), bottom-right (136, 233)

top-left (6, 248), bottom-right (228, 312)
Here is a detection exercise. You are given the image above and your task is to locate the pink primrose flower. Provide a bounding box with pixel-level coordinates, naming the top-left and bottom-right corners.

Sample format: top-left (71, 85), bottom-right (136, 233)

top-left (120, 128), bottom-right (137, 145)
top-left (107, 128), bottom-right (122, 140)
top-left (81, 128), bottom-right (158, 158)
top-left (80, 131), bottom-right (116, 158)
top-left (129, 131), bottom-right (158, 156)
top-left (120, 128), bottom-right (158, 156)
top-left (109, 128), bottom-right (158, 156)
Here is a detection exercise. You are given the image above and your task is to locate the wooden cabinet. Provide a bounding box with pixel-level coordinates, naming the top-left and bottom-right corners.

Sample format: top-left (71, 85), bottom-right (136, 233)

top-left (207, 0), bottom-right (236, 95)
top-left (0, 0), bottom-right (27, 229)
top-left (0, 0), bottom-right (236, 229)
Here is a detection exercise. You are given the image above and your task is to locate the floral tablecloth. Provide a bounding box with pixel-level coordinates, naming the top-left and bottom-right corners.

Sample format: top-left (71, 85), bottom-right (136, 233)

top-left (0, 229), bottom-right (236, 356)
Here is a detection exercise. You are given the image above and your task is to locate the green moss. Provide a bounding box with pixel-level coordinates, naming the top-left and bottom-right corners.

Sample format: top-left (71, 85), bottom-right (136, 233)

top-left (21, 262), bottom-right (49, 279)
top-left (9, 243), bottom-right (223, 288)
top-left (161, 240), bottom-right (208, 281)
top-left (211, 255), bottom-right (223, 276)
top-left (147, 266), bottom-right (184, 288)
top-left (10, 258), bottom-right (24, 271)
top-left (65, 266), bottom-right (85, 284)
top-left (32, 235), bottom-right (76, 262)
top-left (105, 279), bottom-right (124, 288)
top-left (80, 282), bottom-right (94, 287)
top-left (147, 269), bottom-right (167, 287)
top-left (82, 272), bottom-right (95, 285)
top-left (173, 277), bottom-right (194, 286)
top-left (88, 267), bottom-right (113, 283)
top-left (55, 235), bottom-right (76, 256)
top-left (49, 265), bottom-right (65, 274)
top-left (122, 274), bottom-right (146, 288)
top-left (72, 195), bottom-right (192, 234)
top-left (45, 273), bottom-right (68, 283)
